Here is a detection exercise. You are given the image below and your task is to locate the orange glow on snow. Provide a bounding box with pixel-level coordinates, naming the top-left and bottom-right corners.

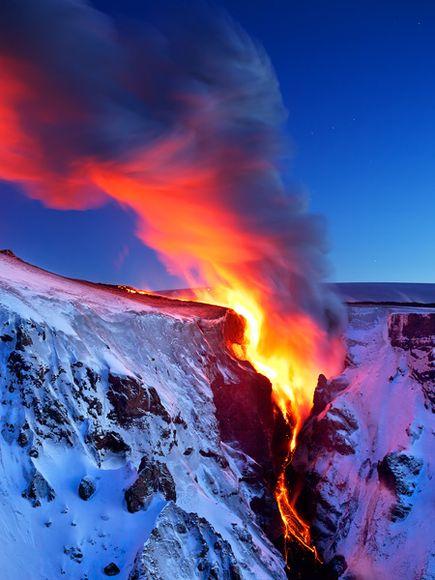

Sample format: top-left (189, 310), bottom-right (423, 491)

top-left (0, 54), bottom-right (344, 558)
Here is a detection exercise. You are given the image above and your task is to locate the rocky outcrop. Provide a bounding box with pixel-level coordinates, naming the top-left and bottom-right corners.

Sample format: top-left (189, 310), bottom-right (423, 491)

top-left (0, 252), bottom-right (286, 579)
top-left (130, 504), bottom-right (242, 580)
top-left (22, 467), bottom-right (56, 507)
top-left (107, 374), bottom-right (171, 425)
top-left (125, 459), bottom-right (176, 513)
top-left (389, 312), bottom-right (435, 412)
top-left (104, 562), bottom-right (121, 576)
top-left (78, 476), bottom-right (96, 501)
top-left (292, 306), bottom-right (435, 579)
top-left (378, 452), bottom-right (423, 521)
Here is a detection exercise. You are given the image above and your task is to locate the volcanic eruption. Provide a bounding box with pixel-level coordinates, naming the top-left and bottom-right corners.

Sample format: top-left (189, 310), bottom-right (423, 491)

top-left (0, 0), bottom-right (344, 563)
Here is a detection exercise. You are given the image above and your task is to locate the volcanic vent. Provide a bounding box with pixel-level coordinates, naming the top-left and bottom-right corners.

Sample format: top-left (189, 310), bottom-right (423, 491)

top-left (0, 250), bottom-right (292, 578)
top-left (0, 0), bottom-right (346, 567)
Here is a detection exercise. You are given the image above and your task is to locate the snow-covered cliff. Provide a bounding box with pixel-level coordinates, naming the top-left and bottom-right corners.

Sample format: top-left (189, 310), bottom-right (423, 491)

top-left (293, 305), bottom-right (435, 579)
top-left (0, 251), bottom-right (286, 579)
top-left (0, 251), bottom-right (434, 579)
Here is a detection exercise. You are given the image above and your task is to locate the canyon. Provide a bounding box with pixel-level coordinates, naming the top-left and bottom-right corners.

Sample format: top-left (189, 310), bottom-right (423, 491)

top-left (0, 250), bottom-right (433, 579)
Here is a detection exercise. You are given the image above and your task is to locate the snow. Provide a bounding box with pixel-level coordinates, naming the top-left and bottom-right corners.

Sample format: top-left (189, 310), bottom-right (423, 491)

top-left (1, 250), bottom-right (433, 578)
top-left (294, 303), bottom-right (435, 578)
top-left (0, 251), bottom-right (285, 579)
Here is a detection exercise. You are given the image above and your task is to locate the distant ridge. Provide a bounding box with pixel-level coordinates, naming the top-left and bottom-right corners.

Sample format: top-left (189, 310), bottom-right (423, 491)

top-left (334, 282), bottom-right (435, 306)
top-left (2, 250), bottom-right (434, 307)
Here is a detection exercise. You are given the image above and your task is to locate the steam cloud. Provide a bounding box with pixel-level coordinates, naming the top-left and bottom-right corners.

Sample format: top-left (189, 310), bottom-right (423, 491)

top-left (0, 0), bottom-right (342, 332)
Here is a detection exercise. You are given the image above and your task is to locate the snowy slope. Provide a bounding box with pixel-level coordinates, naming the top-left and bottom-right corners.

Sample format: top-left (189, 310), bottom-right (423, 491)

top-left (0, 251), bottom-right (286, 579)
top-left (293, 304), bottom-right (435, 579)
top-left (2, 250), bottom-right (434, 579)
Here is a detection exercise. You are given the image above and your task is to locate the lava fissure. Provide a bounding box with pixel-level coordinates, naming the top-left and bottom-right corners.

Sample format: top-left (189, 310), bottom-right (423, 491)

top-left (0, 0), bottom-right (346, 569)
top-left (192, 286), bottom-right (338, 566)
top-left (275, 443), bottom-right (320, 567)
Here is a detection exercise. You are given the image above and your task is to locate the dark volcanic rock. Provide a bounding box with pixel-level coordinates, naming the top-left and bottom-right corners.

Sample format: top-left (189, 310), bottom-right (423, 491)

top-left (125, 458), bottom-right (176, 513)
top-left (22, 468), bottom-right (55, 507)
top-left (16, 324), bottom-right (33, 351)
top-left (199, 448), bottom-right (229, 469)
top-left (103, 562), bottom-right (120, 576)
top-left (207, 310), bottom-right (290, 476)
top-left (90, 430), bottom-right (130, 454)
top-left (378, 452), bottom-right (423, 521)
top-left (107, 374), bottom-right (170, 425)
top-left (324, 555), bottom-right (348, 578)
top-left (7, 350), bottom-right (31, 382)
top-left (131, 504), bottom-right (241, 580)
top-left (78, 476), bottom-right (96, 501)
top-left (17, 430), bottom-right (29, 447)
top-left (309, 406), bottom-right (358, 456)
top-left (312, 374), bottom-right (349, 415)
top-left (388, 313), bottom-right (435, 411)
top-left (389, 312), bottom-right (435, 349)
top-left (210, 363), bottom-right (288, 475)
top-left (64, 546), bottom-right (83, 563)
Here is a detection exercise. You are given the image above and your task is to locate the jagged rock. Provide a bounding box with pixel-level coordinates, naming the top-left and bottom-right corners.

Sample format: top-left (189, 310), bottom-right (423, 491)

top-left (292, 305), bottom-right (434, 579)
top-left (16, 324), bottom-right (33, 351)
top-left (0, 252), bottom-right (286, 579)
top-left (378, 452), bottom-right (423, 496)
top-left (107, 374), bottom-right (171, 425)
top-left (78, 476), bottom-right (96, 501)
top-left (210, 361), bottom-right (288, 474)
top-left (63, 546), bottom-right (83, 563)
top-left (378, 452), bottom-right (423, 521)
top-left (17, 430), bottom-right (29, 447)
top-left (309, 406), bottom-right (358, 456)
top-left (312, 374), bottom-right (349, 415)
top-left (389, 312), bottom-right (435, 349)
top-left (22, 469), bottom-right (55, 507)
top-left (125, 459), bottom-right (176, 513)
top-left (388, 313), bottom-right (435, 411)
top-left (103, 562), bottom-right (120, 576)
top-left (89, 431), bottom-right (130, 454)
top-left (199, 448), bottom-right (229, 469)
top-left (130, 504), bottom-right (242, 580)
top-left (7, 350), bottom-right (31, 382)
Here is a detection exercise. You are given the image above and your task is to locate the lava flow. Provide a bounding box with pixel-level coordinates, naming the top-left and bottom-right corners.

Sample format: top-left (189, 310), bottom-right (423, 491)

top-left (195, 283), bottom-right (343, 560)
top-left (0, 0), bottom-right (345, 562)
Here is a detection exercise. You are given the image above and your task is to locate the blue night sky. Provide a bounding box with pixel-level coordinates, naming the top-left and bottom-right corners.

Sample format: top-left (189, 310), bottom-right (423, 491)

top-left (1, 0), bottom-right (434, 287)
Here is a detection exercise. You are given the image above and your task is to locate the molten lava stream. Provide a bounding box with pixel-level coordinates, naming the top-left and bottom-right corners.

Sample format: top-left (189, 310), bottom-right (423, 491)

top-left (126, 282), bottom-right (338, 562)
top-left (193, 285), bottom-right (343, 565)
top-left (275, 438), bottom-right (319, 563)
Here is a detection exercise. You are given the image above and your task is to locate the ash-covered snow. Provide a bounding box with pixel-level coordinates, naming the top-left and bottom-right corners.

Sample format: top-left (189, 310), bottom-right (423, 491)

top-left (293, 304), bottom-right (435, 579)
top-left (0, 252), bottom-right (285, 579)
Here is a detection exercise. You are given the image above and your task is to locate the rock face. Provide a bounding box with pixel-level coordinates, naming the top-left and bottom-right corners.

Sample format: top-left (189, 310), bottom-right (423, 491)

top-left (130, 503), bottom-right (243, 580)
top-left (125, 458), bottom-right (176, 513)
top-left (0, 252), bottom-right (286, 579)
top-left (78, 475), bottom-right (96, 501)
top-left (293, 306), bottom-right (435, 579)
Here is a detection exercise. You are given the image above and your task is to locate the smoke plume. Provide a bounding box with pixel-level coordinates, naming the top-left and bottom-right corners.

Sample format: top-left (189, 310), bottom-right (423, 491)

top-left (0, 0), bottom-right (343, 362)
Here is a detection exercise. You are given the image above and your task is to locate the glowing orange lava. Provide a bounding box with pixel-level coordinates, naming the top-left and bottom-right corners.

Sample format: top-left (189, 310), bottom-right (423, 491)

top-left (195, 283), bottom-right (343, 560)
top-left (0, 52), bottom-right (344, 562)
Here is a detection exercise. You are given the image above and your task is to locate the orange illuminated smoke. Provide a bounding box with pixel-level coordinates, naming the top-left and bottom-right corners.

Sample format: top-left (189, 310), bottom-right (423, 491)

top-left (0, 44), bottom-right (344, 561)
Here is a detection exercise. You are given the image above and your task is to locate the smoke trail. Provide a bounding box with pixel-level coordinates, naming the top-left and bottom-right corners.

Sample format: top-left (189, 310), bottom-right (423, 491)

top-left (0, 0), bottom-right (343, 355)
